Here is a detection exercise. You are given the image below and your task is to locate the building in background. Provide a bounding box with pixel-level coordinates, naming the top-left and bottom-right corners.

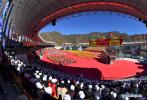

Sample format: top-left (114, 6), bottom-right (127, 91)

top-left (131, 34), bottom-right (147, 41)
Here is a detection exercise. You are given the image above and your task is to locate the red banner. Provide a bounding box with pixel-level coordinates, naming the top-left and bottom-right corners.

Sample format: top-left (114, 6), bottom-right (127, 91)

top-left (96, 38), bottom-right (110, 46)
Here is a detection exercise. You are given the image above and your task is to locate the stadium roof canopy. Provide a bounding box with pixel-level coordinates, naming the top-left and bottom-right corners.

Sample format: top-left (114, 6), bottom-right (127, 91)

top-left (10, 0), bottom-right (147, 42)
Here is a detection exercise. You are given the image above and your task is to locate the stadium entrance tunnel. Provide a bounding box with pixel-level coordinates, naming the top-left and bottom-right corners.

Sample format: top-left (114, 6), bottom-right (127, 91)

top-left (9, 0), bottom-right (147, 42)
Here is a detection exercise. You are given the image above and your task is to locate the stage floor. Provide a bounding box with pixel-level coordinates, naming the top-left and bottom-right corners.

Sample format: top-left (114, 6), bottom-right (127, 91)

top-left (39, 49), bottom-right (147, 80)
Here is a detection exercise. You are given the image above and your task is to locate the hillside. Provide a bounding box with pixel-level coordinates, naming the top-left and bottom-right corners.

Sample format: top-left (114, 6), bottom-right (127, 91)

top-left (39, 31), bottom-right (133, 45)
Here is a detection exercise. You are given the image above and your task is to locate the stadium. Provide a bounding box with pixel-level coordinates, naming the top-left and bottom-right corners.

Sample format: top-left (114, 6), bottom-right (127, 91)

top-left (0, 0), bottom-right (147, 100)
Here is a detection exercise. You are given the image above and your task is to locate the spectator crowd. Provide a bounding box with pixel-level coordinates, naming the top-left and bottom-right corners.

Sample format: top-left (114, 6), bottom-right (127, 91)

top-left (3, 49), bottom-right (147, 100)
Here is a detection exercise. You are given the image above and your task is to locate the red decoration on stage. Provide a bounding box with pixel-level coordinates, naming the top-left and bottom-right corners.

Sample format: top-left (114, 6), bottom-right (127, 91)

top-left (89, 34), bottom-right (123, 46)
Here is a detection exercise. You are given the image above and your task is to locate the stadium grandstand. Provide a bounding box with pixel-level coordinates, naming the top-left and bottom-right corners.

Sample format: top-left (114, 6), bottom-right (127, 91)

top-left (0, 0), bottom-right (147, 100)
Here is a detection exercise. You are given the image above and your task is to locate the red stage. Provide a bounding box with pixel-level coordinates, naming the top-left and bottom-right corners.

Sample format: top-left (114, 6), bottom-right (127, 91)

top-left (37, 49), bottom-right (147, 80)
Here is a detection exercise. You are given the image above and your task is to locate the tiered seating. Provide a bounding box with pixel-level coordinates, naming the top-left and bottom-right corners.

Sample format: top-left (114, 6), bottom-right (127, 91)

top-left (4, 50), bottom-right (147, 100)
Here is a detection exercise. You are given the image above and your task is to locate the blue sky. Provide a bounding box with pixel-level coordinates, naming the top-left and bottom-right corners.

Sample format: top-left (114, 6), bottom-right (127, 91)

top-left (39, 13), bottom-right (147, 35)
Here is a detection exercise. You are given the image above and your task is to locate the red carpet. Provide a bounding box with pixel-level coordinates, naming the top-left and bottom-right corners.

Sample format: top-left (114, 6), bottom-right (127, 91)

top-left (38, 49), bottom-right (147, 80)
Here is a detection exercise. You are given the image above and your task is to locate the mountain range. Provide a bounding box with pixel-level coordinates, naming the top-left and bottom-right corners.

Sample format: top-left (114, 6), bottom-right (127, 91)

top-left (39, 31), bottom-right (133, 45)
